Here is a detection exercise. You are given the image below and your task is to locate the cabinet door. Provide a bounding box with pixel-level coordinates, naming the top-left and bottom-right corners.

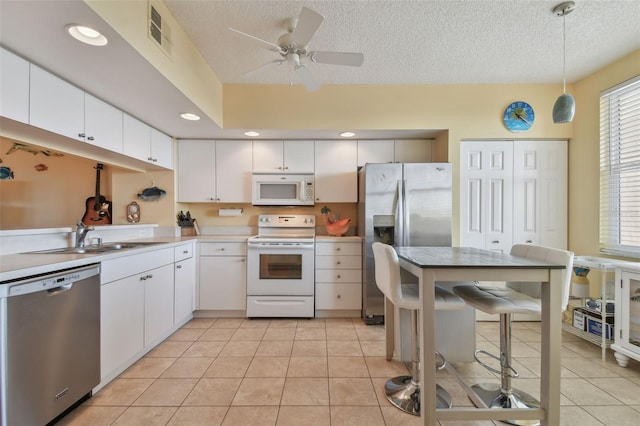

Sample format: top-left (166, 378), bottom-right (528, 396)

top-left (178, 139), bottom-right (216, 202)
top-left (123, 113), bottom-right (151, 162)
top-left (513, 140), bottom-right (567, 249)
top-left (144, 264), bottom-right (175, 347)
top-left (29, 64), bottom-right (84, 141)
top-left (199, 256), bottom-right (247, 310)
top-left (459, 141), bottom-right (513, 253)
top-left (253, 140), bottom-right (284, 172)
top-left (175, 256), bottom-right (196, 325)
top-left (101, 276), bottom-right (144, 379)
top-left (357, 140), bottom-right (394, 167)
top-left (150, 128), bottom-right (173, 169)
top-left (284, 140), bottom-right (314, 173)
top-left (314, 140), bottom-right (358, 203)
top-left (0, 47), bottom-right (29, 123)
top-left (619, 270), bottom-right (640, 354)
top-left (394, 139), bottom-right (432, 163)
top-left (84, 93), bottom-right (123, 153)
top-left (215, 140), bottom-right (253, 202)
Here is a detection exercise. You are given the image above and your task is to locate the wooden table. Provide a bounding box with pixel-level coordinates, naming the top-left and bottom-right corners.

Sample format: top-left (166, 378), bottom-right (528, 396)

top-left (395, 246), bottom-right (566, 425)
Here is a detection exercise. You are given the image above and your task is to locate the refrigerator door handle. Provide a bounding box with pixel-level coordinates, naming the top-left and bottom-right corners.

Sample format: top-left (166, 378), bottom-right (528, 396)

top-left (395, 179), bottom-right (403, 247)
top-left (402, 179), bottom-right (409, 246)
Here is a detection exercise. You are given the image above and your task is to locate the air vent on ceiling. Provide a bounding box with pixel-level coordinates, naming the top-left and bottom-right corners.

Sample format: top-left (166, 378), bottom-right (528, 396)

top-left (149, 3), bottom-right (171, 56)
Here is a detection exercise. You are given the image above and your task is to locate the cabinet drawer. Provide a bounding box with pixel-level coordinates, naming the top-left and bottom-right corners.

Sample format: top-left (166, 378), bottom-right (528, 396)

top-left (174, 243), bottom-right (194, 262)
top-left (199, 242), bottom-right (247, 256)
top-left (316, 283), bottom-right (362, 310)
top-left (315, 255), bottom-right (361, 270)
top-left (316, 242), bottom-right (361, 256)
top-left (101, 248), bottom-right (173, 284)
top-left (316, 269), bottom-right (361, 284)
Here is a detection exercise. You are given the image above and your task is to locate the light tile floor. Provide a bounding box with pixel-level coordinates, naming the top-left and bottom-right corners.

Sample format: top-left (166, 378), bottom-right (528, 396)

top-left (59, 318), bottom-right (640, 425)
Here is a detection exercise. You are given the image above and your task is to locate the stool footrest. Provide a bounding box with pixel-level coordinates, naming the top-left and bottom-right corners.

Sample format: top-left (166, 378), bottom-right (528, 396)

top-left (474, 349), bottom-right (519, 378)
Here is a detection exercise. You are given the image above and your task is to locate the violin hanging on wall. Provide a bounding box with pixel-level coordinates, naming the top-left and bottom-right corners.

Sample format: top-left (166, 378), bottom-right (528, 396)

top-left (82, 163), bottom-right (112, 225)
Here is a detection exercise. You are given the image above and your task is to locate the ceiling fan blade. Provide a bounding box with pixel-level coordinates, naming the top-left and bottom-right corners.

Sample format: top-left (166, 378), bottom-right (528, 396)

top-left (228, 27), bottom-right (284, 53)
top-left (295, 64), bottom-right (321, 92)
top-left (291, 7), bottom-right (324, 47)
top-left (242, 59), bottom-right (285, 77)
top-left (310, 51), bottom-right (364, 67)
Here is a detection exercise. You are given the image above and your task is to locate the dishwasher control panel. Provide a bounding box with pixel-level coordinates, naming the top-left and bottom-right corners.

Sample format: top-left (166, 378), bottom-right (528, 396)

top-left (7, 264), bottom-right (100, 297)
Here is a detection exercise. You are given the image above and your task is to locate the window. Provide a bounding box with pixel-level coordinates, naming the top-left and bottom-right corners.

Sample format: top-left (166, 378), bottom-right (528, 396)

top-left (600, 76), bottom-right (640, 258)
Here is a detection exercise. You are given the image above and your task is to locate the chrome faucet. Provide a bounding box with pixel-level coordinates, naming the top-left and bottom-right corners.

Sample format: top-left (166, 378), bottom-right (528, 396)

top-left (75, 221), bottom-right (95, 248)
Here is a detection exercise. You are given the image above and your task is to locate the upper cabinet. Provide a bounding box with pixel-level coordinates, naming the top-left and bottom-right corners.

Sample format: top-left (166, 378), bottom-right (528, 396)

top-left (314, 140), bottom-right (358, 203)
top-left (177, 140), bottom-right (252, 203)
top-left (123, 114), bottom-right (173, 169)
top-left (357, 139), bottom-right (433, 167)
top-left (29, 64), bottom-right (85, 141)
top-left (253, 140), bottom-right (315, 173)
top-left (0, 47), bottom-right (29, 123)
top-left (84, 94), bottom-right (123, 154)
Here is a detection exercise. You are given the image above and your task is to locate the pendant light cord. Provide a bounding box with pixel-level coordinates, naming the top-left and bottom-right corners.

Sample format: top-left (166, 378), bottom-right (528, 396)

top-left (562, 13), bottom-right (567, 94)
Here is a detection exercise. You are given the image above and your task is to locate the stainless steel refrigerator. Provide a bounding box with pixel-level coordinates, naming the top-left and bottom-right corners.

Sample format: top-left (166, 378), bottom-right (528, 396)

top-left (358, 162), bottom-right (452, 324)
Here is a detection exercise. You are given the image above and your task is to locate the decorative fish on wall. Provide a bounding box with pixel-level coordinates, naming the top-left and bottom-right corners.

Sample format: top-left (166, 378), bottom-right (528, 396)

top-left (6, 142), bottom-right (63, 157)
top-left (0, 166), bottom-right (15, 180)
top-left (137, 186), bottom-right (166, 201)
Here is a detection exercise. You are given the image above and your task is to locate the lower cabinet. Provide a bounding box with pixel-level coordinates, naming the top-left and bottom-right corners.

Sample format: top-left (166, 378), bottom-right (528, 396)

top-left (315, 238), bottom-right (362, 315)
top-left (198, 242), bottom-right (247, 311)
top-left (174, 243), bottom-right (195, 325)
top-left (613, 267), bottom-right (640, 367)
top-left (143, 264), bottom-right (174, 347)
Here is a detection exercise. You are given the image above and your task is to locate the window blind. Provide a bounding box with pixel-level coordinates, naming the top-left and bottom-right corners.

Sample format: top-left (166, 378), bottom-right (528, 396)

top-left (600, 76), bottom-right (640, 258)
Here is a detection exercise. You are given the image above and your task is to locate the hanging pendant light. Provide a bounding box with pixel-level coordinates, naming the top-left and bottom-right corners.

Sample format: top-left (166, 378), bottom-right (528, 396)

top-left (552, 1), bottom-right (576, 123)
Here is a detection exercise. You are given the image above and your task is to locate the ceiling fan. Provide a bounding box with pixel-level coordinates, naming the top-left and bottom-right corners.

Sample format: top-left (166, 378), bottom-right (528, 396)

top-left (228, 7), bottom-right (364, 92)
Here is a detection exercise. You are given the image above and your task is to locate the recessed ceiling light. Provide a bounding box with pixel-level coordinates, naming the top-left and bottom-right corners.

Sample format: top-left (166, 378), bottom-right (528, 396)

top-left (180, 113), bottom-right (200, 121)
top-left (340, 132), bottom-right (356, 138)
top-left (244, 131), bottom-right (260, 137)
top-left (66, 24), bottom-right (108, 46)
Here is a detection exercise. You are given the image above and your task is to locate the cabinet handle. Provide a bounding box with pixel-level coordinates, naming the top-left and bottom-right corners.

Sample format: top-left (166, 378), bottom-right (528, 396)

top-left (152, 158), bottom-right (158, 163)
top-left (147, 157), bottom-right (153, 161)
top-left (336, 247), bottom-right (341, 251)
top-left (87, 136), bottom-right (95, 141)
top-left (176, 265), bottom-right (182, 269)
top-left (337, 274), bottom-right (341, 279)
top-left (492, 240), bottom-right (499, 244)
top-left (208, 197), bottom-right (215, 201)
top-left (183, 250), bottom-right (189, 254)
top-left (526, 240), bottom-right (532, 243)
top-left (147, 274), bottom-right (153, 279)
top-left (284, 166), bottom-right (288, 170)
top-left (278, 166), bottom-right (283, 170)
top-left (337, 294), bottom-right (342, 299)
top-left (241, 258), bottom-right (246, 262)
top-left (78, 133), bottom-right (85, 138)
top-left (219, 248), bottom-right (225, 251)
top-left (336, 261), bottom-right (341, 265)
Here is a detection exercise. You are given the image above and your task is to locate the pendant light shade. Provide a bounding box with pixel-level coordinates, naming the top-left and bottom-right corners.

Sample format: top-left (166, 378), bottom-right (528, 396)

top-left (552, 1), bottom-right (576, 124)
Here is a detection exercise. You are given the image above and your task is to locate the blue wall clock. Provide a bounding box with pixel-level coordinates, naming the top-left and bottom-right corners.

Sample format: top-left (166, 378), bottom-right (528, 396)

top-left (503, 101), bottom-right (535, 132)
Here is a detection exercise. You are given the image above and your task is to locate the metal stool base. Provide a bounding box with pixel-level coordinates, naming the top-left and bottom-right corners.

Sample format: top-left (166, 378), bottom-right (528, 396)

top-left (384, 375), bottom-right (453, 416)
top-left (471, 383), bottom-right (541, 426)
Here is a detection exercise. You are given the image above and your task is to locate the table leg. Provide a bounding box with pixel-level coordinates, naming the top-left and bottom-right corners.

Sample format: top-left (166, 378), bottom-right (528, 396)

top-left (419, 269), bottom-right (437, 425)
top-left (540, 268), bottom-right (563, 426)
top-left (384, 296), bottom-right (394, 361)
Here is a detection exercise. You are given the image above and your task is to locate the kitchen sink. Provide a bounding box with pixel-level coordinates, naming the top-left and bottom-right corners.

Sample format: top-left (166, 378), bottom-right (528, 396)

top-left (26, 242), bottom-right (163, 255)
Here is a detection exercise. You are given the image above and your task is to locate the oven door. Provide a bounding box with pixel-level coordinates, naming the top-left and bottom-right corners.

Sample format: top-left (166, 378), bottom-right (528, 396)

top-left (247, 243), bottom-right (315, 296)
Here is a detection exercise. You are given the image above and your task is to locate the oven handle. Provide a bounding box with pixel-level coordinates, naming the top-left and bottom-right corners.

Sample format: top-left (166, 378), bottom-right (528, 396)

top-left (247, 243), bottom-right (315, 249)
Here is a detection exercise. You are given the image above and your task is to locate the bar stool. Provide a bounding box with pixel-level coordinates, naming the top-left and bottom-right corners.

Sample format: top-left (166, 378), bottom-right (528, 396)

top-left (453, 244), bottom-right (574, 426)
top-left (372, 242), bottom-right (466, 415)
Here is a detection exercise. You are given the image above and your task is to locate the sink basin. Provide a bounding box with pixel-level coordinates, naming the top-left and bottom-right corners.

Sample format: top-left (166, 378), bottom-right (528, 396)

top-left (27, 241), bottom-right (163, 255)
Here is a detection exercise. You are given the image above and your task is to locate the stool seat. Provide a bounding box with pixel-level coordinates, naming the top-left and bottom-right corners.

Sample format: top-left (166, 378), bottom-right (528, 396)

top-left (452, 284), bottom-right (540, 314)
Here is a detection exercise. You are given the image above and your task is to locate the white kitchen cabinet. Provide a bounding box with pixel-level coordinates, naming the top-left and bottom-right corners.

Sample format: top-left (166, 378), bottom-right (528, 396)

top-left (29, 64), bottom-right (85, 141)
top-left (0, 47), bottom-right (29, 123)
top-left (177, 139), bottom-right (216, 202)
top-left (315, 239), bottom-right (362, 315)
top-left (144, 263), bottom-right (175, 347)
top-left (174, 243), bottom-right (195, 325)
top-left (613, 266), bottom-right (640, 367)
top-left (357, 140), bottom-right (395, 166)
top-left (314, 139), bottom-right (358, 203)
top-left (394, 139), bottom-right (433, 163)
top-left (513, 140), bottom-right (567, 248)
top-left (100, 273), bottom-right (144, 381)
top-left (84, 93), bottom-right (123, 153)
top-left (215, 140), bottom-right (253, 202)
top-left (123, 114), bottom-right (173, 169)
top-left (253, 140), bottom-right (314, 173)
top-left (460, 140), bottom-right (514, 253)
top-left (198, 242), bottom-right (247, 311)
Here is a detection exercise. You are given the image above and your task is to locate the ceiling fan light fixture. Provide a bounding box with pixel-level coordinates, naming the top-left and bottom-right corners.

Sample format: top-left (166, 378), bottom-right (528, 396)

top-left (66, 24), bottom-right (108, 46)
top-left (552, 1), bottom-right (576, 124)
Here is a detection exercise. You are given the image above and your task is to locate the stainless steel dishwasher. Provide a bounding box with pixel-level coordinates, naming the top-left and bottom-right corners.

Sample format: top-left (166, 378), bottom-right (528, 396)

top-left (0, 263), bottom-right (100, 426)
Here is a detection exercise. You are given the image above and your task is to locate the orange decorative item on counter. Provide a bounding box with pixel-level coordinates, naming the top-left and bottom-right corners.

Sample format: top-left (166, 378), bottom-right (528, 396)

top-left (321, 206), bottom-right (351, 236)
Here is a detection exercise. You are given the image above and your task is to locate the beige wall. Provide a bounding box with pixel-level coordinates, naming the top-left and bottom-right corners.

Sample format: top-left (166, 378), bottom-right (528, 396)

top-left (570, 49), bottom-right (640, 256)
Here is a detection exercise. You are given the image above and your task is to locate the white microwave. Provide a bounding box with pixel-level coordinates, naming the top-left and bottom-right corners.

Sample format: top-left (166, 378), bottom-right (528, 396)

top-left (252, 173), bottom-right (315, 206)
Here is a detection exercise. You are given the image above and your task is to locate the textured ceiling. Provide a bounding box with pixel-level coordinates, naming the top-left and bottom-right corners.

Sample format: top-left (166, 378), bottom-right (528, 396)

top-left (164, 0), bottom-right (640, 86)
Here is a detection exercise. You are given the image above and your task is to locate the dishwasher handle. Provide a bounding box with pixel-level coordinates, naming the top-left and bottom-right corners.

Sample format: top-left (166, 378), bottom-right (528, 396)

top-left (47, 283), bottom-right (73, 295)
